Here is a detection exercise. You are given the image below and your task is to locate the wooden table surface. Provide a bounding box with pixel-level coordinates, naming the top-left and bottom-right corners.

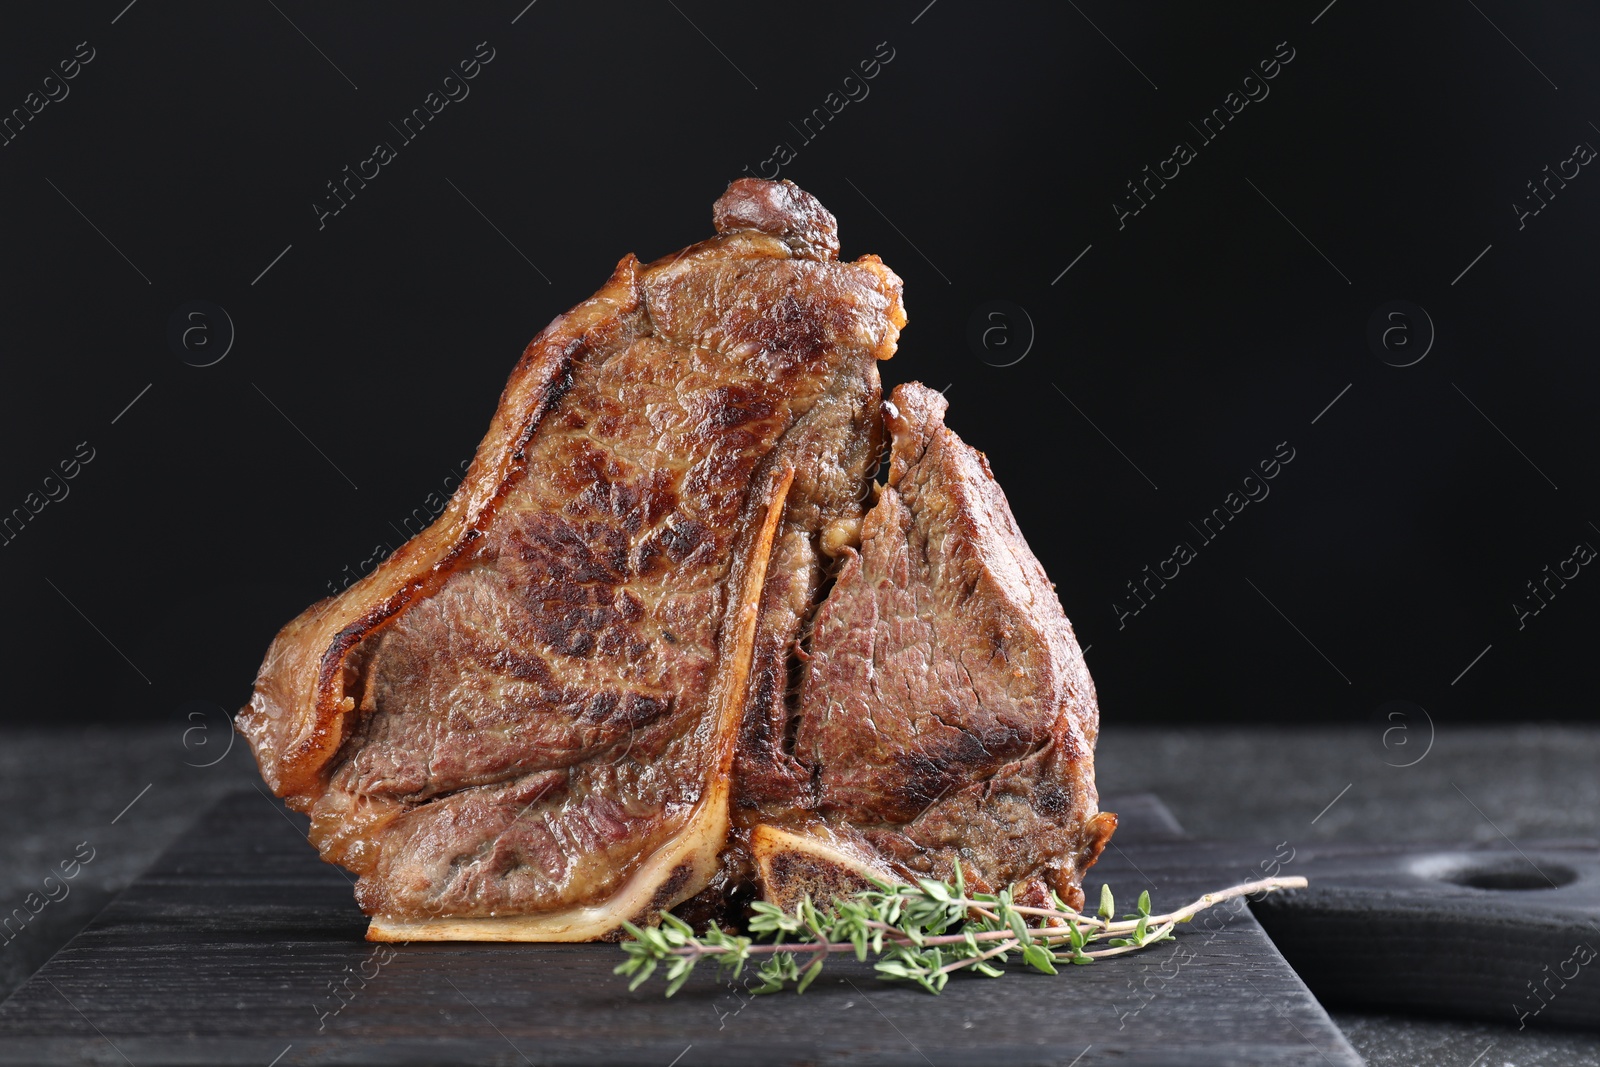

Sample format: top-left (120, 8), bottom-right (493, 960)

top-left (0, 790), bottom-right (1361, 1066)
top-left (5, 724), bottom-right (1598, 1066)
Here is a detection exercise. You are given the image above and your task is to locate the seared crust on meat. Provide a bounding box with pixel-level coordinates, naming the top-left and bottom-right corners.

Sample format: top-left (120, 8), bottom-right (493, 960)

top-left (788, 382), bottom-right (1114, 909)
top-left (239, 180), bottom-right (904, 937)
top-left (238, 179), bottom-right (1111, 939)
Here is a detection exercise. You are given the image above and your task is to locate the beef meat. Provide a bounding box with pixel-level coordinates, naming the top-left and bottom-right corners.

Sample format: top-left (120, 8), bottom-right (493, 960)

top-left (765, 383), bottom-right (1115, 912)
top-left (238, 179), bottom-right (1112, 941)
top-left (239, 178), bottom-right (902, 941)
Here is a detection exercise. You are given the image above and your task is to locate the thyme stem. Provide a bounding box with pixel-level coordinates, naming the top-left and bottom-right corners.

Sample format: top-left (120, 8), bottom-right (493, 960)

top-left (615, 873), bottom-right (1308, 996)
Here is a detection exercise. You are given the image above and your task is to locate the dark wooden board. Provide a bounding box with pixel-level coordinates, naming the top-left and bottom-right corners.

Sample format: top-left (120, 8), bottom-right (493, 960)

top-left (0, 792), bottom-right (1361, 1066)
top-left (1250, 839), bottom-right (1600, 1029)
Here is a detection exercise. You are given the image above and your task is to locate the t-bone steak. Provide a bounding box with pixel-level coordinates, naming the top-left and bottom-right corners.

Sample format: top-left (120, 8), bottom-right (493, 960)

top-left (238, 178), bottom-right (1114, 941)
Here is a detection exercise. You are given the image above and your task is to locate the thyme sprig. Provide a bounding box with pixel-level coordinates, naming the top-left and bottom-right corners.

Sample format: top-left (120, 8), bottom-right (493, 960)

top-left (615, 865), bottom-right (1307, 996)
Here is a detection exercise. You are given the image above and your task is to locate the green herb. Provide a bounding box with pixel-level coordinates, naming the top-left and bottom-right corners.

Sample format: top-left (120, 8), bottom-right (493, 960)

top-left (615, 869), bottom-right (1306, 996)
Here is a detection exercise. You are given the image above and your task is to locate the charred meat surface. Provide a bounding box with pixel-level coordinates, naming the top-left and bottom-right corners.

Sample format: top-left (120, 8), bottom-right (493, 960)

top-left (237, 179), bottom-right (1111, 940)
top-left (783, 383), bottom-right (1114, 911)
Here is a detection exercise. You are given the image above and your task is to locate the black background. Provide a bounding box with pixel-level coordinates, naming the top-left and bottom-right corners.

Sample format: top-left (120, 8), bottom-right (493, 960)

top-left (2, 1), bottom-right (1595, 732)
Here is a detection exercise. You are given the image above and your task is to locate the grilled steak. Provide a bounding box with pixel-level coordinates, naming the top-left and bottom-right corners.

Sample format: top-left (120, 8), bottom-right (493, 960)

top-left (765, 383), bottom-right (1115, 912)
top-left (238, 179), bottom-right (1112, 941)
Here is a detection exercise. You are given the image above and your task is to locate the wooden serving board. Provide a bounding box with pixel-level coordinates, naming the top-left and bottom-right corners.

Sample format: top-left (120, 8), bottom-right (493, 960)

top-left (0, 791), bottom-right (1361, 1066)
top-left (1251, 838), bottom-right (1600, 1029)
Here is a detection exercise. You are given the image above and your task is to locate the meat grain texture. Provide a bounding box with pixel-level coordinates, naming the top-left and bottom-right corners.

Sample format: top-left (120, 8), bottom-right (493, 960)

top-left (238, 179), bottom-right (1114, 941)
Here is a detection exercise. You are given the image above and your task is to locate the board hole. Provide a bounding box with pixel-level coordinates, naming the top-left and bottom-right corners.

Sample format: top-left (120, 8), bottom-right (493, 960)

top-left (1434, 860), bottom-right (1576, 891)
